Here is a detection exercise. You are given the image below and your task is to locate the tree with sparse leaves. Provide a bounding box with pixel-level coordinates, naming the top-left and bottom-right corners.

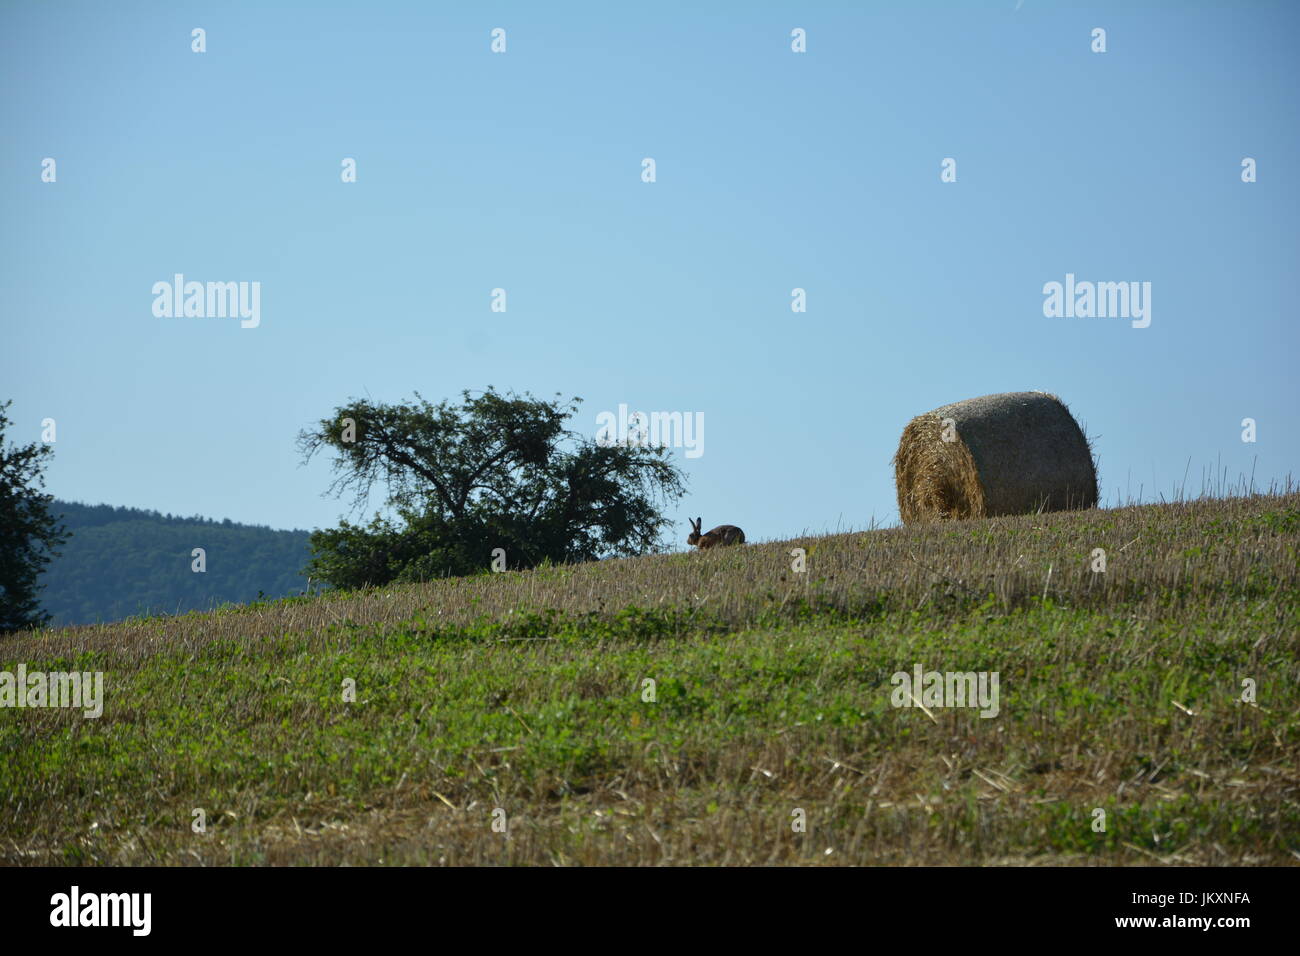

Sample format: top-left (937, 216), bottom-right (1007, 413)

top-left (0, 401), bottom-right (68, 632)
top-left (298, 388), bottom-right (687, 589)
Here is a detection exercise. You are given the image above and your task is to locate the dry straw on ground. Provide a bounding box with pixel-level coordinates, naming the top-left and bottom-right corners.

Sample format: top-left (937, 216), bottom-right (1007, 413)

top-left (894, 391), bottom-right (1098, 523)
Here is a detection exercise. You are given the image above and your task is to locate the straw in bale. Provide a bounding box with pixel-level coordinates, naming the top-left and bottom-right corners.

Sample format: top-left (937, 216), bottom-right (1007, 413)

top-left (894, 391), bottom-right (1097, 523)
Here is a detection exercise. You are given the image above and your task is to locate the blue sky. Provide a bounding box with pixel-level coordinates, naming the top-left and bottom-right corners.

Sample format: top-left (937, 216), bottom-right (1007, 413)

top-left (3, 0), bottom-right (1297, 545)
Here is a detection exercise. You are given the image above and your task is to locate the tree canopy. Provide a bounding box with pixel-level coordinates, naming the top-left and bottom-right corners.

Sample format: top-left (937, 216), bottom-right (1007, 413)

top-left (298, 388), bottom-right (687, 588)
top-left (0, 401), bottom-right (68, 632)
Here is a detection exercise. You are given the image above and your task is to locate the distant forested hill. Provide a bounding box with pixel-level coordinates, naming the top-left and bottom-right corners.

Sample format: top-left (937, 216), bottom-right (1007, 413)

top-left (39, 501), bottom-right (313, 626)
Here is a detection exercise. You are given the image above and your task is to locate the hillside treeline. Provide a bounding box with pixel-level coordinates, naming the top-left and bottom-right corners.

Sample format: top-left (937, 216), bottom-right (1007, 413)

top-left (39, 501), bottom-right (312, 626)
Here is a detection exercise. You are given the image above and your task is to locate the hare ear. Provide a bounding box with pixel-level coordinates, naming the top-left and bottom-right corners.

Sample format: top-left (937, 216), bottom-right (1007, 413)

top-left (695, 517), bottom-right (702, 530)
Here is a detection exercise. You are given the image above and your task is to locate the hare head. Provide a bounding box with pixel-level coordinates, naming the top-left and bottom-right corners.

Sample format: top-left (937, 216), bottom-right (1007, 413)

top-left (687, 517), bottom-right (704, 547)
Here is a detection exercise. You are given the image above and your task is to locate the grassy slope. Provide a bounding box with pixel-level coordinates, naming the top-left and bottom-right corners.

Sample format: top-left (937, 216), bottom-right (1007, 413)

top-left (3, 494), bottom-right (1298, 866)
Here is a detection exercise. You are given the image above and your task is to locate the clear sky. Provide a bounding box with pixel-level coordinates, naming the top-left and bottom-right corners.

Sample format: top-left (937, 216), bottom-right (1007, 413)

top-left (3, 0), bottom-right (1297, 544)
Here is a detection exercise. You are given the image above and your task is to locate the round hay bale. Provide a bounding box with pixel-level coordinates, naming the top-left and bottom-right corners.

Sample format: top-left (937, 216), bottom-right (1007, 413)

top-left (894, 391), bottom-right (1097, 524)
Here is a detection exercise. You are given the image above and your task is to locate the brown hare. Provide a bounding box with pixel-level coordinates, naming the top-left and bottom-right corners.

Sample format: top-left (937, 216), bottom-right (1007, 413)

top-left (687, 517), bottom-right (745, 549)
